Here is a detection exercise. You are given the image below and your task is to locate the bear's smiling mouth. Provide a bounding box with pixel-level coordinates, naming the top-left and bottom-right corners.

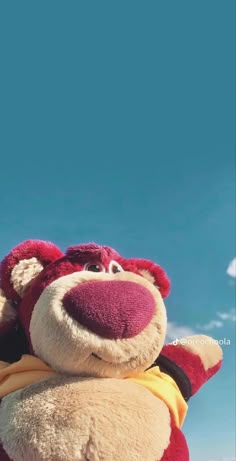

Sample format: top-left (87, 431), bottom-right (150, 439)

top-left (91, 353), bottom-right (118, 364)
top-left (91, 353), bottom-right (103, 361)
top-left (90, 352), bottom-right (138, 368)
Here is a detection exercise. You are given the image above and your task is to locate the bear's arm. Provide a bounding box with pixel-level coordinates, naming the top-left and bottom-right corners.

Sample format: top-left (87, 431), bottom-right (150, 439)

top-left (154, 335), bottom-right (223, 400)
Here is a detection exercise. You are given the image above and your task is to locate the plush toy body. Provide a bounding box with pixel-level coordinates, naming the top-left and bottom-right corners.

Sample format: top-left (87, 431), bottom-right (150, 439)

top-left (0, 240), bottom-right (222, 461)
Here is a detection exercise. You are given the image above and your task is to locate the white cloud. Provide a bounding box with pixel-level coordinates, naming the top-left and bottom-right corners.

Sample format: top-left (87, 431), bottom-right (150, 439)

top-left (217, 309), bottom-right (236, 322)
top-left (166, 309), bottom-right (235, 344)
top-left (166, 321), bottom-right (195, 342)
top-left (197, 319), bottom-right (223, 331)
top-left (221, 458), bottom-right (236, 461)
top-left (227, 258), bottom-right (236, 278)
top-left (196, 309), bottom-right (236, 332)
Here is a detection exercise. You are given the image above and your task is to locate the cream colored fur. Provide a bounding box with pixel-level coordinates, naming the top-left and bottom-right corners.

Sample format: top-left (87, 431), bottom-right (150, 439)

top-left (11, 258), bottom-right (43, 297)
top-left (29, 271), bottom-right (167, 377)
top-left (0, 254), bottom-right (223, 461)
top-left (139, 269), bottom-right (156, 285)
top-left (0, 376), bottom-right (171, 461)
top-left (178, 334), bottom-right (223, 370)
top-left (0, 289), bottom-right (16, 325)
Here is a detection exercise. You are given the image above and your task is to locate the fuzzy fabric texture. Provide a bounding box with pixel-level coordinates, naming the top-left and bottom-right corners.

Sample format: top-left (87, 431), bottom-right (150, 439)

top-left (11, 258), bottom-right (43, 297)
top-left (0, 240), bottom-right (63, 301)
top-left (63, 280), bottom-right (155, 339)
top-left (0, 240), bottom-right (223, 461)
top-left (28, 271), bottom-right (167, 377)
top-left (0, 376), bottom-right (171, 461)
top-left (119, 257), bottom-right (171, 298)
top-left (159, 416), bottom-right (189, 461)
top-left (0, 355), bottom-right (58, 398)
top-left (127, 366), bottom-right (187, 428)
top-left (160, 336), bottom-right (223, 395)
top-left (0, 355), bottom-right (187, 429)
top-left (66, 243), bottom-right (120, 267)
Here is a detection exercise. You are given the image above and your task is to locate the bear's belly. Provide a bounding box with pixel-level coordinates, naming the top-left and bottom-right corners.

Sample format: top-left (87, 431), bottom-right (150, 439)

top-left (0, 376), bottom-right (171, 461)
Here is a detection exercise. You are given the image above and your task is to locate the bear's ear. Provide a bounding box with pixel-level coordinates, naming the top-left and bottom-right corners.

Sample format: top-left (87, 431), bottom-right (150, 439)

top-left (0, 239), bottom-right (63, 302)
top-left (120, 258), bottom-right (171, 298)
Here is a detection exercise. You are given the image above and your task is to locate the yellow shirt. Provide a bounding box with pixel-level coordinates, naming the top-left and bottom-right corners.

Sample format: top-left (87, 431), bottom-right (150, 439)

top-left (126, 367), bottom-right (188, 428)
top-left (0, 356), bottom-right (187, 428)
top-left (0, 355), bottom-right (57, 398)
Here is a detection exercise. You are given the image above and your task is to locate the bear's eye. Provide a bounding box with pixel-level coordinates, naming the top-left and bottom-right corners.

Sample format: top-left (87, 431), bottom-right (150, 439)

top-left (84, 263), bottom-right (105, 272)
top-left (109, 261), bottom-right (124, 274)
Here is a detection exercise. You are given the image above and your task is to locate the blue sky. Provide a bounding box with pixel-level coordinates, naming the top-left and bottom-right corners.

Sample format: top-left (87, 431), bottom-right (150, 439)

top-left (0, 1), bottom-right (235, 460)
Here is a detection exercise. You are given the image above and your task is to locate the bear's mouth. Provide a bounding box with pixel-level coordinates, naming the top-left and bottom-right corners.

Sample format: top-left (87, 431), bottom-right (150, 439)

top-left (90, 352), bottom-right (138, 368)
top-left (91, 353), bottom-right (117, 364)
top-left (91, 352), bottom-right (130, 367)
top-left (91, 353), bottom-right (103, 361)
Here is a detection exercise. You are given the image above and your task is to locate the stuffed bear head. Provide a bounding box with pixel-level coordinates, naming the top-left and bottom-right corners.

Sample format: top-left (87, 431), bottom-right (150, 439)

top-left (0, 240), bottom-right (170, 378)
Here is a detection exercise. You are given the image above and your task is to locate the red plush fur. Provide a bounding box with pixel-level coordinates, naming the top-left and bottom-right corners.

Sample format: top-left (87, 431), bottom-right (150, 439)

top-left (0, 240), bottom-right (222, 461)
top-left (0, 240), bottom-right (63, 301)
top-left (66, 243), bottom-right (120, 266)
top-left (160, 343), bottom-right (222, 395)
top-left (0, 241), bottom-right (171, 353)
top-left (0, 416), bottom-right (190, 461)
top-left (119, 258), bottom-right (171, 298)
top-left (18, 258), bottom-right (82, 347)
top-left (160, 416), bottom-right (189, 461)
top-left (63, 280), bottom-right (155, 339)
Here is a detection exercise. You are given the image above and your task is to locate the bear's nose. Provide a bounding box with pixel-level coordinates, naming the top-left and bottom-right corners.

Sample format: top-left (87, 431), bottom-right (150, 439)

top-left (63, 280), bottom-right (155, 339)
